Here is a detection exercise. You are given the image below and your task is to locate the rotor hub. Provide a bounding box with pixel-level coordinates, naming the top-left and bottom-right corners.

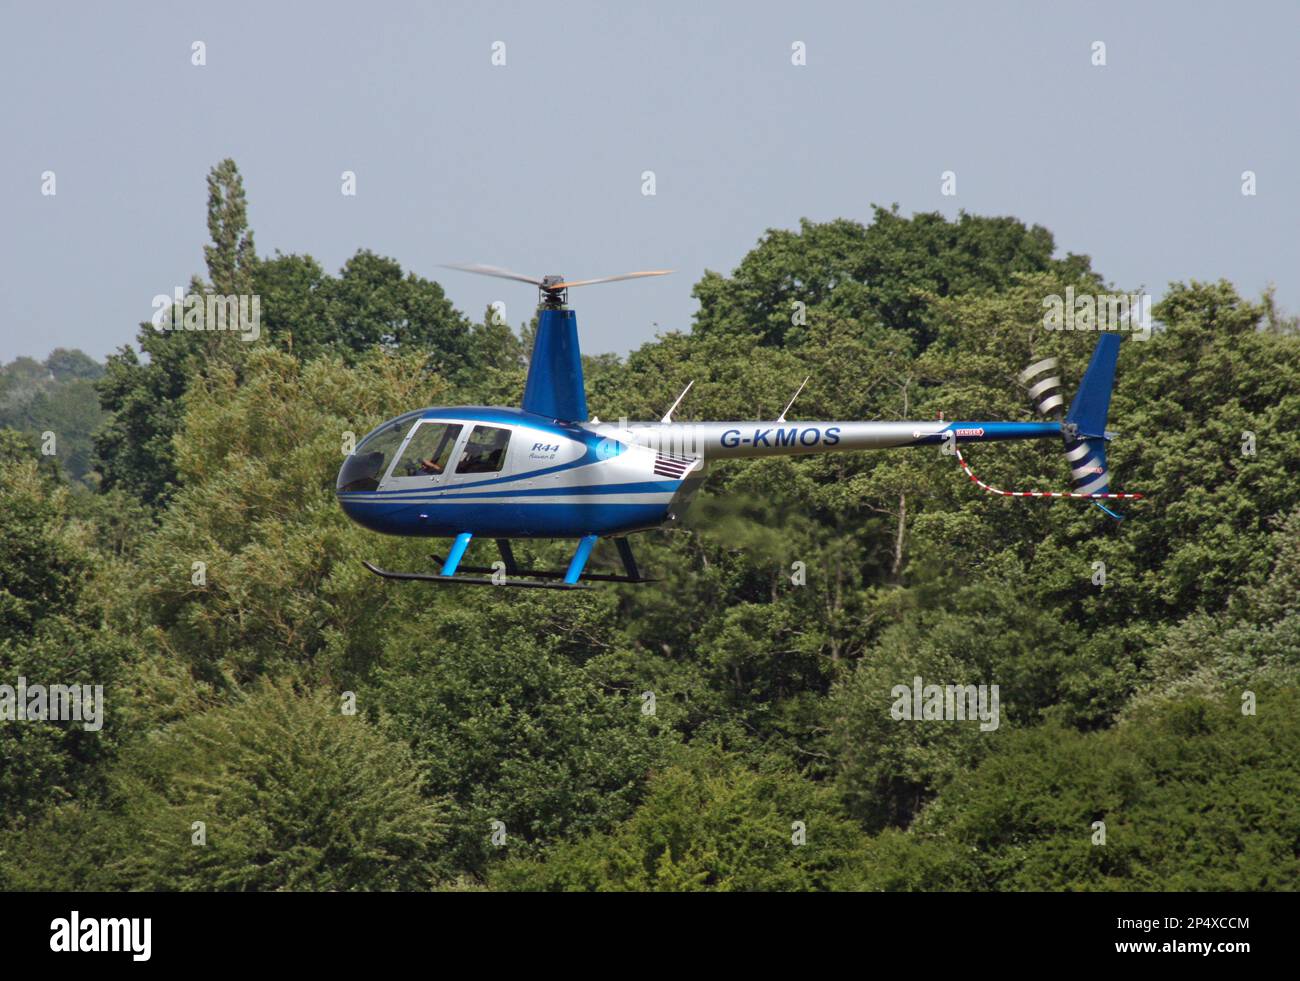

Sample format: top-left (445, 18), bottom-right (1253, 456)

top-left (539, 274), bottom-right (568, 307)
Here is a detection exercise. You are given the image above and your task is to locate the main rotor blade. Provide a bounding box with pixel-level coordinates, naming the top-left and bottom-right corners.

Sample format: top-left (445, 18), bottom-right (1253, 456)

top-left (441, 263), bottom-right (543, 286)
top-left (554, 270), bottom-right (674, 289)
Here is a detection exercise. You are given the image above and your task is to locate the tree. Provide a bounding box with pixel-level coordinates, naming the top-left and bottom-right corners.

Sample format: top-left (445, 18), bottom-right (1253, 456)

top-left (6, 180), bottom-right (1300, 895)
top-left (0, 352), bottom-right (104, 485)
top-left (374, 605), bottom-right (677, 877)
top-left (492, 748), bottom-right (870, 891)
top-left (45, 348), bottom-right (103, 382)
top-left (3, 681), bottom-right (449, 891)
top-left (110, 346), bottom-right (442, 688)
top-left (847, 688), bottom-right (1300, 891)
top-left (253, 250), bottom-right (475, 368)
top-left (0, 451), bottom-right (126, 823)
top-left (691, 207), bottom-right (1098, 348)
top-left (95, 158), bottom-right (259, 504)
top-left (96, 159), bottom-right (478, 505)
top-left (203, 158), bottom-right (257, 297)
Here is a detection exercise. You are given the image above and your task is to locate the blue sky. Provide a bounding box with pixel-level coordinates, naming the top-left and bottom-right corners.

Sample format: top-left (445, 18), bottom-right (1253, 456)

top-left (2, 0), bottom-right (1296, 363)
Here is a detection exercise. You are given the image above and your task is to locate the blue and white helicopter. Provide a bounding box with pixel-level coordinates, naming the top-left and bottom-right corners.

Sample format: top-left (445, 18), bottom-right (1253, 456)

top-left (336, 264), bottom-right (1139, 589)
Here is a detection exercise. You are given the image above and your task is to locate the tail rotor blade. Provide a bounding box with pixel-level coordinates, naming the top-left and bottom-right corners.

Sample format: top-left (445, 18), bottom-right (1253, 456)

top-left (1019, 356), bottom-right (1064, 418)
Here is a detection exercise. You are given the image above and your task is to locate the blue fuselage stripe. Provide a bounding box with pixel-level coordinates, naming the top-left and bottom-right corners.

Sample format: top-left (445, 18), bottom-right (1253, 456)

top-left (338, 499), bottom-right (669, 539)
top-left (338, 479), bottom-right (678, 502)
top-left (909, 421), bottom-right (1061, 444)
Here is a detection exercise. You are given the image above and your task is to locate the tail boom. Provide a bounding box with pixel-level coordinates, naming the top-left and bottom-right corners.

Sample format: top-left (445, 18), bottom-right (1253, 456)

top-left (601, 420), bottom-right (1062, 462)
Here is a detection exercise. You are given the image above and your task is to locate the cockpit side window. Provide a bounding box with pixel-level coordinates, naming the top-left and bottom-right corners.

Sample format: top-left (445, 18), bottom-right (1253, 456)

top-left (455, 425), bottom-right (512, 474)
top-left (336, 417), bottom-right (414, 492)
top-left (394, 422), bottom-right (464, 477)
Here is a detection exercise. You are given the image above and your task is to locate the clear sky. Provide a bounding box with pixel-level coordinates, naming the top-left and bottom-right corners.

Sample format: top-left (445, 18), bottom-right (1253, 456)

top-left (2, 0), bottom-right (1297, 363)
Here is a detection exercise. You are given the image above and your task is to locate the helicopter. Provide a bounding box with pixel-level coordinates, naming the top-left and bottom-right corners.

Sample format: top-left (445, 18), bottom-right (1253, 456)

top-left (336, 263), bottom-right (1141, 589)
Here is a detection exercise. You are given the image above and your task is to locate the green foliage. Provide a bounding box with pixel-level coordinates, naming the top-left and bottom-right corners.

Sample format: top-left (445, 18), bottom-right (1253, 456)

top-left (0, 350), bottom-right (104, 485)
top-left (847, 688), bottom-right (1300, 891)
top-left (96, 159), bottom-right (258, 504)
top-left (692, 207), bottom-right (1097, 349)
top-left (253, 250), bottom-right (474, 367)
top-left (2, 681), bottom-right (448, 891)
top-left (0, 456), bottom-right (131, 820)
top-left (1130, 507), bottom-right (1300, 707)
top-left (112, 346), bottom-right (442, 688)
top-left (492, 748), bottom-right (869, 891)
top-left (94, 159), bottom-right (473, 505)
top-left (203, 159), bottom-right (258, 298)
top-left (373, 606), bottom-right (677, 877)
top-left (827, 625), bottom-right (1002, 831)
top-left (0, 459), bottom-right (87, 639)
top-left (4, 163), bottom-right (1299, 891)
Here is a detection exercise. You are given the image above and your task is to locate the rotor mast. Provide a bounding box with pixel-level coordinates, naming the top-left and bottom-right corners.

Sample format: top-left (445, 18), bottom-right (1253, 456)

top-left (441, 263), bottom-right (673, 423)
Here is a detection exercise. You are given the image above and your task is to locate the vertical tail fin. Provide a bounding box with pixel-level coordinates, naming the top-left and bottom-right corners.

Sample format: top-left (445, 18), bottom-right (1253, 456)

top-left (1062, 334), bottom-right (1121, 496)
top-left (1064, 333), bottom-right (1120, 437)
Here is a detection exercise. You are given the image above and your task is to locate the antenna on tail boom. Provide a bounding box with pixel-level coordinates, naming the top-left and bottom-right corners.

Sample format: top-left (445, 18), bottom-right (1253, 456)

top-left (661, 380), bottom-right (694, 424)
top-left (776, 376), bottom-right (810, 424)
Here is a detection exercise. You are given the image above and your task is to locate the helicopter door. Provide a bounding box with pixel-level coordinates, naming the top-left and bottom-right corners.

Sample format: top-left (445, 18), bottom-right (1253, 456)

top-left (448, 424), bottom-right (514, 479)
top-left (378, 420), bottom-right (466, 492)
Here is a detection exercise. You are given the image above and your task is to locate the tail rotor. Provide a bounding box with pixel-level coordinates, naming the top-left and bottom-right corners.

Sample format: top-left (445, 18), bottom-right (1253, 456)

top-left (1018, 356), bottom-right (1066, 419)
top-left (967, 335), bottom-right (1141, 518)
top-left (1019, 349), bottom-right (1114, 497)
top-left (1062, 334), bottom-right (1122, 499)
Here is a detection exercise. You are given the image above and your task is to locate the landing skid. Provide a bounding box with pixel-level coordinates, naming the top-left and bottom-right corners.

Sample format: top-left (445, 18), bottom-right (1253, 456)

top-left (362, 561), bottom-right (593, 590)
top-left (428, 557), bottom-right (657, 585)
top-left (363, 536), bottom-right (655, 589)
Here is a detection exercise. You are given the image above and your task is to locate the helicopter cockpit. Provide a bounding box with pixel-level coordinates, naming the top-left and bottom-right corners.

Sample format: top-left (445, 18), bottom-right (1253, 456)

top-left (396, 422), bottom-right (463, 477)
top-left (335, 411), bottom-right (423, 492)
top-left (336, 412), bottom-right (516, 493)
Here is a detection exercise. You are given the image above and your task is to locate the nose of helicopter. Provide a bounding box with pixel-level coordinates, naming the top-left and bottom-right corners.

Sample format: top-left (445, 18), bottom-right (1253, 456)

top-left (334, 458), bottom-right (375, 527)
top-left (334, 474), bottom-right (361, 523)
top-left (335, 487), bottom-right (358, 519)
top-left (335, 485), bottom-right (388, 534)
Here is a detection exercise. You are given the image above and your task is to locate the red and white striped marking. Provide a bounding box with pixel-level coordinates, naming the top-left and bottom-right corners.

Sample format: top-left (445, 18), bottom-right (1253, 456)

top-left (954, 448), bottom-right (1143, 500)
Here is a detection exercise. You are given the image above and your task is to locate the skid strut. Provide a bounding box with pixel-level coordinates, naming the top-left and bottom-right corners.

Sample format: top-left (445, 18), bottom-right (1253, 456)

top-left (564, 534), bottom-right (598, 585)
top-left (441, 532), bottom-right (474, 576)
